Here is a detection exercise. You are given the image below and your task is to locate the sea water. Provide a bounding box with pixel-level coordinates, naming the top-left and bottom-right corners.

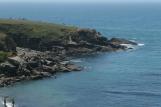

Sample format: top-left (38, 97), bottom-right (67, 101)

top-left (0, 2), bottom-right (161, 107)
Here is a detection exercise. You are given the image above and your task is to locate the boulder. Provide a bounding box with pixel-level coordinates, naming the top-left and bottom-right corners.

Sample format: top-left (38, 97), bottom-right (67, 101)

top-left (66, 64), bottom-right (82, 71)
top-left (58, 63), bottom-right (82, 72)
top-left (94, 46), bottom-right (114, 52)
top-left (42, 65), bottom-right (56, 74)
top-left (0, 62), bottom-right (17, 76)
top-left (26, 61), bottom-right (39, 69)
top-left (7, 56), bottom-right (25, 66)
top-left (40, 72), bottom-right (52, 77)
top-left (109, 38), bottom-right (137, 45)
top-left (59, 66), bottom-right (71, 72)
top-left (76, 29), bottom-right (108, 45)
top-left (30, 75), bottom-right (43, 80)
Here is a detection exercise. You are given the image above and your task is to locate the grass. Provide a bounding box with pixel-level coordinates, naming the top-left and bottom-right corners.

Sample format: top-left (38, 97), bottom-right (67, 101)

top-left (0, 18), bottom-right (77, 40)
top-left (0, 18), bottom-right (79, 62)
top-left (0, 51), bottom-right (8, 62)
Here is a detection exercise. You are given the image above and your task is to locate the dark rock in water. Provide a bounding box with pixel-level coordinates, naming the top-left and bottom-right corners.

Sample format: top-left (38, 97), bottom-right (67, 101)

top-left (32, 70), bottom-right (52, 78)
top-left (0, 62), bottom-right (17, 76)
top-left (58, 65), bottom-right (70, 72)
top-left (94, 46), bottom-right (114, 52)
top-left (66, 64), bottom-right (82, 71)
top-left (42, 65), bottom-right (56, 74)
top-left (109, 38), bottom-right (137, 45)
top-left (109, 43), bottom-right (126, 50)
top-left (40, 72), bottom-right (52, 77)
top-left (58, 63), bottom-right (82, 72)
top-left (30, 75), bottom-right (43, 80)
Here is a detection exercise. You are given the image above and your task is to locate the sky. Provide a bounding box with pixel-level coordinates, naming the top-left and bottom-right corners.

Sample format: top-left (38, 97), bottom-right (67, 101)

top-left (0, 0), bottom-right (161, 2)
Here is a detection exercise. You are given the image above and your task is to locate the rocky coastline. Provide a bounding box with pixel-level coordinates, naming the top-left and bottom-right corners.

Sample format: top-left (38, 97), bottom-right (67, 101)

top-left (0, 19), bottom-right (137, 87)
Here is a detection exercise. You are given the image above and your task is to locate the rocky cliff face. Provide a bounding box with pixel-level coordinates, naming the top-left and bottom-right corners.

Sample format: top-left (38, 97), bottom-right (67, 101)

top-left (7, 28), bottom-right (133, 53)
top-left (0, 33), bottom-right (16, 52)
top-left (0, 19), bottom-right (138, 87)
top-left (6, 28), bottom-right (107, 51)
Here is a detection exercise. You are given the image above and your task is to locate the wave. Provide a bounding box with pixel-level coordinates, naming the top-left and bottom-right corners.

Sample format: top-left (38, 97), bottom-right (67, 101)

top-left (120, 44), bottom-right (135, 49)
top-left (145, 73), bottom-right (161, 77)
top-left (129, 39), bottom-right (145, 47)
top-left (120, 40), bottom-right (145, 50)
top-left (103, 90), bottom-right (161, 97)
top-left (138, 43), bottom-right (145, 46)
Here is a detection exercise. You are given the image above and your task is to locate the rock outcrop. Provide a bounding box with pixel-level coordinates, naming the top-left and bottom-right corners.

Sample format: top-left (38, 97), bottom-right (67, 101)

top-left (0, 47), bottom-right (83, 87)
top-left (0, 32), bottom-right (16, 52)
top-left (0, 19), bottom-right (138, 87)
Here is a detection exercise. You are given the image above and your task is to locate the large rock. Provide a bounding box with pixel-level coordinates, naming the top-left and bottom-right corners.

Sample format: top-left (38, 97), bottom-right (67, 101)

top-left (42, 65), bottom-right (56, 74)
top-left (75, 29), bottom-right (108, 46)
top-left (26, 61), bottom-right (39, 69)
top-left (59, 63), bottom-right (82, 72)
top-left (66, 64), bottom-right (82, 71)
top-left (0, 62), bottom-right (17, 76)
top-left (109, 38), bottom-right (137, 45)
top-left (7, 56), bottom-right (25, 66)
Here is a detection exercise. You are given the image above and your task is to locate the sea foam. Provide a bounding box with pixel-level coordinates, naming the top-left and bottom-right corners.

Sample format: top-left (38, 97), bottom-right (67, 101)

top-left (138, 43), bottom-right (145, 46)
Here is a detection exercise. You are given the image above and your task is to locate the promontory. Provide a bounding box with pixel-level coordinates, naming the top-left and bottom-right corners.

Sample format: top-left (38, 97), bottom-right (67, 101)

top-left (0, 19), bottom-right (137, 87)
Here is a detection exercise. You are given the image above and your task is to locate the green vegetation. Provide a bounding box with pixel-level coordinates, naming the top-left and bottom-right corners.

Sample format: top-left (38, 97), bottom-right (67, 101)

top-left (0, 51), bottom-right (8, 62)
top-left (0, 19), bottom-right (77, 40)
top-left (0, 19), bottom-right (79, 62)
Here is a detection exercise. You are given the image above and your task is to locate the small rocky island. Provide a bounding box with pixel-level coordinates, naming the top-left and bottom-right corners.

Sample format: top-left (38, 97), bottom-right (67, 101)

top-left (0, 19), bottom-right (137, 87)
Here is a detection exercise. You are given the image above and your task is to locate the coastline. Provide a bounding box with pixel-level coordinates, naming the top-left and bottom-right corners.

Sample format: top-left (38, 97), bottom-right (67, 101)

top-left (0, 19), bottom-right (137, 87)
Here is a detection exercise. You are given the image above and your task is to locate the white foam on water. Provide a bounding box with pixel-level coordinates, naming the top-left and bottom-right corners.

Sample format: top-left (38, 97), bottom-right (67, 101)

top-left (129, 39), bottom-right (145, 47)
top-left (130, 40), bottom-right (136, 42)
top-left (120, 44), bottom-right (135, 49)
top-left (121, 41), bottom-right (145, 50)
top-left (138, 43), bottom-right (145, 46)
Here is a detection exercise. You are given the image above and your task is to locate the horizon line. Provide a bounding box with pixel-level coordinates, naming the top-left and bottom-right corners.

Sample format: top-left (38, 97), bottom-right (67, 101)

top-left (0, 1), bottom-right (161, 3)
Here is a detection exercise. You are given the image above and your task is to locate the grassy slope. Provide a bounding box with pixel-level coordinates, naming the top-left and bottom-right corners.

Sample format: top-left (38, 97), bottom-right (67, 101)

top-left (0, 19), bottom-right (77, 39)
top-left (0, 51), bottom-right (12, 62)
top-left (0, 19), bottom-right (78, 62)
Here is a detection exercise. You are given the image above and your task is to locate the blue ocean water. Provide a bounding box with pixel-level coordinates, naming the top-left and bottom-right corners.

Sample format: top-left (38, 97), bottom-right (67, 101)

top-left (0, 2), bottom-right (161, 107)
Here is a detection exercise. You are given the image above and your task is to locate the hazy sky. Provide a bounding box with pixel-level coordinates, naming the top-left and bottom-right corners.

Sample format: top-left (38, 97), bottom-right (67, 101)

top-left (0, 0), bottom-right (161, 2)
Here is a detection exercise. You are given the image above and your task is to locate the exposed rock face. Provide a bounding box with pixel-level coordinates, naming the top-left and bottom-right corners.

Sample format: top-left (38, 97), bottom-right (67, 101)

top-left (0, 47), bottom-right (82, 87)
top-left (0, 62), bottom-right (17, 76)
top-left (75, 29), bottom-right (108, 45)
top-left (1, 27), bottom-right (137, 53)
top-left (0, 33), bottom-right (16, 52)
top-left (109, 38), bottom-right (137, 45)
top-left (0, 27), bottom-right (137, 87)
top-left (10, 35), bottom-right (42, 50)
top-left (8, 56), bottom-right (25, 66)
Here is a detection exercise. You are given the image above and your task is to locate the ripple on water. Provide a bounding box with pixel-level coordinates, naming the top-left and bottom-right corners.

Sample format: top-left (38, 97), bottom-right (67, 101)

top-left (102, 90), bottom-right (161, 98)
